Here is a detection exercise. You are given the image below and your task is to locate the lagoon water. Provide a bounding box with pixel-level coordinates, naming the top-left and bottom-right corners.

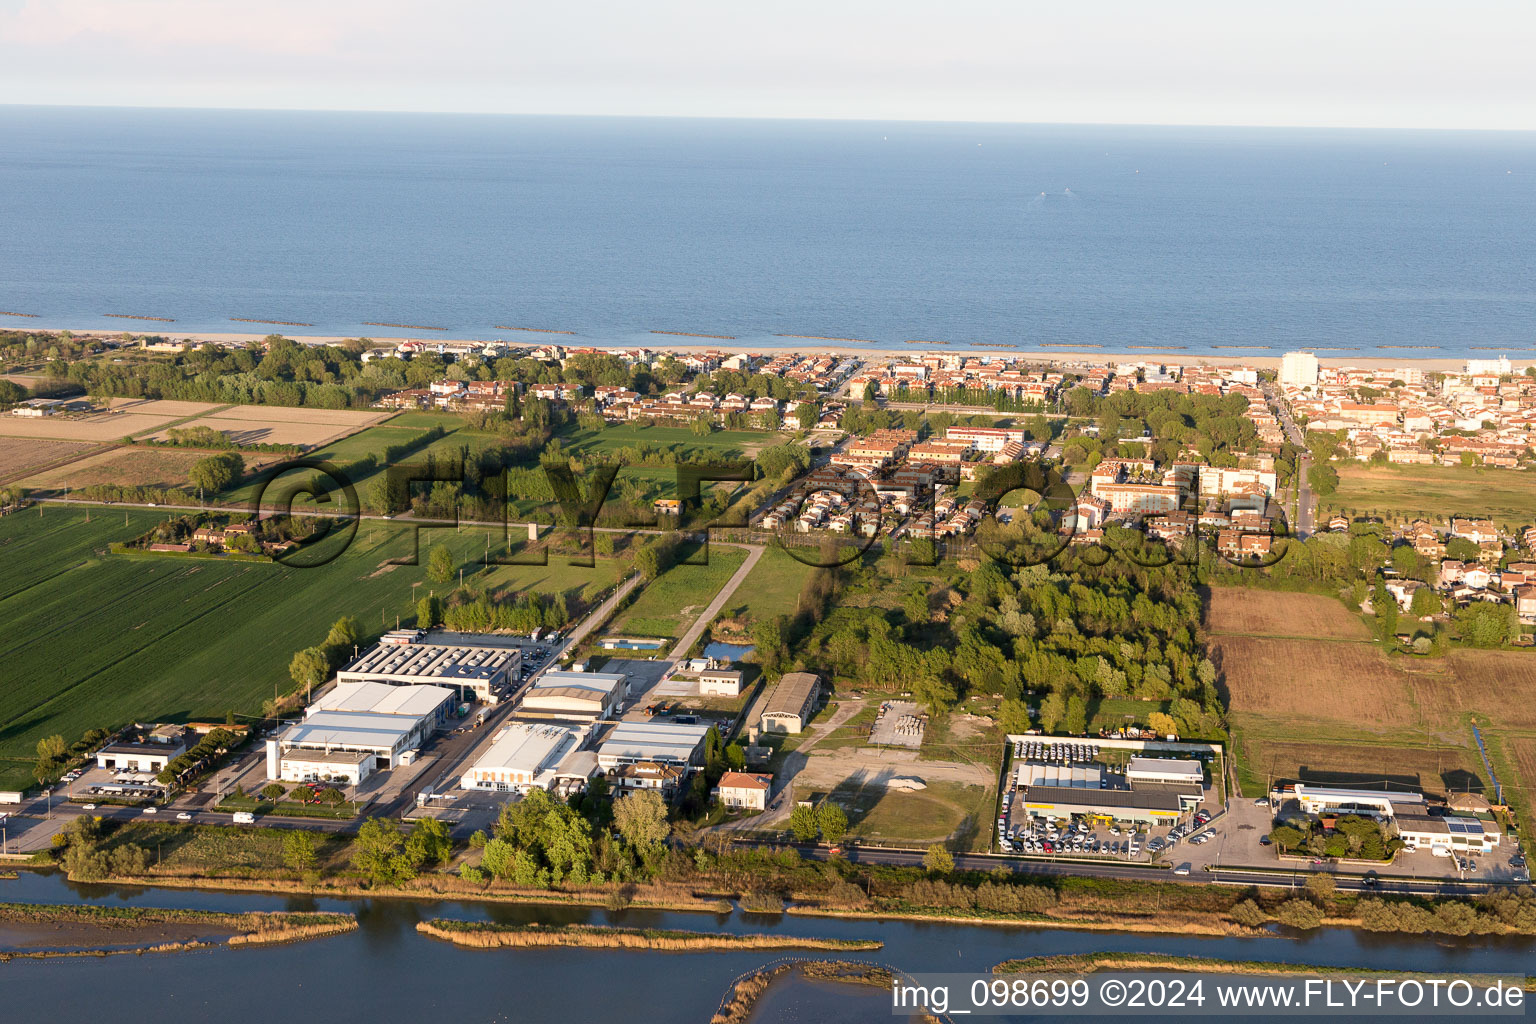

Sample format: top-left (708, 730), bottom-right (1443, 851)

top-left (1, 870), bottom-right (1532, 1023)
top-left (1, 107), bottom-right (1534, 357)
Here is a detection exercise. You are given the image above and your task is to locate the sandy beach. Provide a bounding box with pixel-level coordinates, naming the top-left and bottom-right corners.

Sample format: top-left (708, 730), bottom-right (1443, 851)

top-left (26, 326), bottom-right (1496, 373)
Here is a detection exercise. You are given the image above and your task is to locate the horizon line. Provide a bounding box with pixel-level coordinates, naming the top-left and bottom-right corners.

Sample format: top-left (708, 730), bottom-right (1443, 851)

top-left (3, 101), bottom-right (1535, 135)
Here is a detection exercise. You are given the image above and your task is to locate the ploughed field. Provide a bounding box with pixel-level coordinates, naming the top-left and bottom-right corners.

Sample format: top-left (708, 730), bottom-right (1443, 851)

top-left (1205, 587), bottom-right (1536, 826)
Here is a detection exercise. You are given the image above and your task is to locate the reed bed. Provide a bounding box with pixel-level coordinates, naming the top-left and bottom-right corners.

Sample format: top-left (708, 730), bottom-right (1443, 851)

top-left (416, 919), bottom-right (880, 952)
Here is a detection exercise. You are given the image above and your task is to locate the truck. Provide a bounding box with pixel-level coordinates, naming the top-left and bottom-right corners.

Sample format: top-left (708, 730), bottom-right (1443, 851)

top-left (232, 811), bottom-right (256, 825)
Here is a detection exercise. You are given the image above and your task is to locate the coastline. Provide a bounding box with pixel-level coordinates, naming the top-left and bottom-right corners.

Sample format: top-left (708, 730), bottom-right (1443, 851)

top-left (9, 325), bottom-right (1496, 372)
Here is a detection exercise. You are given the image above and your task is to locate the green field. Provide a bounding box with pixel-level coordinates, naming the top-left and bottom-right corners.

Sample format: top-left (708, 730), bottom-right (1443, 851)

top-left (559, 422), bottom-right (779, 459)
top-left (1324, 463), bottom-right (1536, 527)
top-left (220, 422), bottom-right (435, 507)
top-left (724, 545), bottom-right (819, 624)
top-left (823, 779), bottom-right (997, 851)
top-left (609, 546), bottom-right (748, 640)
top-left (0, 512), bottom-right (626, 790)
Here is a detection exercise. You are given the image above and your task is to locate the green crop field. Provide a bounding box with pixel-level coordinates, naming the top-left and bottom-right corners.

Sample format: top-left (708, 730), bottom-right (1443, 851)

top-left (0, 511), bottom-right (625, 791)
top-left (609, 545), bottom-right (748, 640)
top-left (1324, 463), bottom-right (1536, 527)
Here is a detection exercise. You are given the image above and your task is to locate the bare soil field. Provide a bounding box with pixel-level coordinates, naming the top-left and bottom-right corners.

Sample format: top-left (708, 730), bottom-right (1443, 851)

top-left (1203, 587), bottom-right (1370, 640)
top-left (20, 446), bottom-right (287, 491)
top-left (150, 406), bottom-right (389, 448)
top-left (203, 406), bottom-right (390, 426)
top-left (1509, 738), bottom-right (1536, 810)
top-left (0, 438), bottom-right (99, 483)
top-left (1217, 629), bottom-right (1536, 801)
top-left (1238, 736), bottom-right (1486, 797)
top-left (0, 410), bottom-right (186, 442)
top-left (105, 398), bottom-right (222, 417)
top-left (1212, 636), bottom-right (1433, 734)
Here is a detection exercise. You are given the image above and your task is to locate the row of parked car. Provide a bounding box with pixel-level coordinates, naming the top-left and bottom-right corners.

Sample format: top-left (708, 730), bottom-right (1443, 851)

top-left (1012, 740), bottom-right (1101, 762)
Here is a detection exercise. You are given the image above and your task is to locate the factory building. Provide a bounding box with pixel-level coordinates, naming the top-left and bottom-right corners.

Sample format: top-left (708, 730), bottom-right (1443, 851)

top-left (1394, 814), bottom-right (1501, 854)
top-left (336, 641), bottom-right (520, 704)
top-left (515, 671), bottom-right (626, 723)
top-left (1018, 783), bottom-right (1202, 825)
top-left (459, 722), bottom-right (589, 793)
top-left (597, 721), bottom-right (711, 770)
top-left (265, 682), bottom-right (455, 784)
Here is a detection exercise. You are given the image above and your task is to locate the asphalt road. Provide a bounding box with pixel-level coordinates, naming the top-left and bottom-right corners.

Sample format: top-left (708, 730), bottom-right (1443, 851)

top-left (1266, 384), bottom-right (1314, 537)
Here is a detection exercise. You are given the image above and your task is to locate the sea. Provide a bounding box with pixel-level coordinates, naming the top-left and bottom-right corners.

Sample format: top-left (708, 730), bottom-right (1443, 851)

top-left (1, 105), bottom-right (1534, 359)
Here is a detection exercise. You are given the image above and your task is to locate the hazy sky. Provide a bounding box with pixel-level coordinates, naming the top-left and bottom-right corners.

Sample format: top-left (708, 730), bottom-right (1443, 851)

top-left (1, 0), bottom-right (1533, 129)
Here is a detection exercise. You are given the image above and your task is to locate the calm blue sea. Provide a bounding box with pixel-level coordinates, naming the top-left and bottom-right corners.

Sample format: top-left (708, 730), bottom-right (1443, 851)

top-left (1, 106), bottom-right (1533, 357)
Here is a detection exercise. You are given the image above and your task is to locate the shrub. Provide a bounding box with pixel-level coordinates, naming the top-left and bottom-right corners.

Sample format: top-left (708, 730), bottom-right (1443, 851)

top-left (1276, 898), bottom-right (1323, 930)
top-left (1229, 898), bottom-right (1267, 927)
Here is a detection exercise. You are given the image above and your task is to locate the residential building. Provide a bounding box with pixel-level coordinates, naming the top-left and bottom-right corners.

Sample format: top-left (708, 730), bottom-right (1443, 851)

top-left (713, 771), bottom-right (773, 811)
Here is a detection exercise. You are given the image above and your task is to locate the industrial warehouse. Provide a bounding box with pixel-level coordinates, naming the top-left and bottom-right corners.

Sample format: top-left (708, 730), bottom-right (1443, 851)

top-left (514, 671), bottom-right (627, 723)
top-left (760, 671), bottom-right (822, 733)
top-left (596, 721), bottom-right (711, 769)
top-left (265, 681), bottom-right (456, 784)
top-left (337, 638), bottom-right (521, 703)
top-left (459, 722), bottom-right (592, 794)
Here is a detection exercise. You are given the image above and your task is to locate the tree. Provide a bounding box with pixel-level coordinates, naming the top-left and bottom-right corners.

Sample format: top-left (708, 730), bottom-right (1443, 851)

top-left (1229, 898), bottom-right (1267, 927)
top-left (613, 789), bottom-right (671, 851)
top-left (404, 817), bottom-right (454, 869)
top-left (1038, 692), bottom-right (1067, 734)
top-left (283, 829), bottom-right (319, 875)
top-left (34, 734), bottom-right (67, 783)
top-left (1410, 586), bottom-right (1441, 618)
top-left (1269, 823), bottom-right (1307, 852)
top-left (351, 817), bottom-right (415, 887)
top-left (1304, 871), bottom-right (1337, 902)
top-left (417, 594), bottom-right (442, 628)
top-left (1063, 695), bottom-right (1088, 735)
top-left (261, 782), bottom-right (287, 802)
top-left (789, 804), bottom-right (820, 842)
top-left (1147, 711), bottom-right (1179, 738)
top-left (817, 803), bottom-right (848, 845)
top-left (188, 451), bottom-right (244, 494)
top-left (427, 544), bottom-right (455, 584)
top-left (289, 646), bottom-right (330, 694)
top-left (923, 844), bottom-right (954, 874)
top-left (325, 616), bottom-right (361, 651)
top-left (1307, 462), bottom-right (1339, 497)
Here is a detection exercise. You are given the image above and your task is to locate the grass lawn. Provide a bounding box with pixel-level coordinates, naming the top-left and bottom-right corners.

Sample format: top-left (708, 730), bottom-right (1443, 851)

top-left (610, 547), bottom-right (748, 640)
top-left (558, 422), bottom-right (780, 459)
top-left (721, 545), bottom-right (819, 625)
top-left (0, 512), bottom-right (620, 791)
top-left (822, 778), bottom-right (996, 851)
top-left (1325, 462), bottom-right (1536, 527)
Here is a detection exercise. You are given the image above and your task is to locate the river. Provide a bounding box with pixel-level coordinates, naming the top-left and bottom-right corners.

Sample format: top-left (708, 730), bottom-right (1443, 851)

top-left (1, 870), bottom-right (1530, 1022)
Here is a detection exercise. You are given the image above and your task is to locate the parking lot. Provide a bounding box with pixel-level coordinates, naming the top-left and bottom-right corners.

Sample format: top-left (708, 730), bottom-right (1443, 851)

top-left (997, 738), bottom-right (1222, 868)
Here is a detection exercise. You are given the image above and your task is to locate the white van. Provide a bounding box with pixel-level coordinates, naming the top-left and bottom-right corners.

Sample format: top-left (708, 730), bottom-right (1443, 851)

top-left (232, 811), bottom-right (256, 825)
